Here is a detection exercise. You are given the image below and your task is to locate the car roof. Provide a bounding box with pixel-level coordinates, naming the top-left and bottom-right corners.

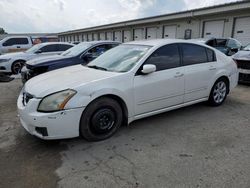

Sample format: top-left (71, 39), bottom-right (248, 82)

top-left (80, 41), bottom-right (121, 45)
top-left (124, 39), bottom-right (211, 47)
top-left (38, 42), bottom-right (74, 46)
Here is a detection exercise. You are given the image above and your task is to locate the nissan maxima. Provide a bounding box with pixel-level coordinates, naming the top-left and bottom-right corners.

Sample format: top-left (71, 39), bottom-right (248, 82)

top-left (17, 39), bottom-right (238, 141)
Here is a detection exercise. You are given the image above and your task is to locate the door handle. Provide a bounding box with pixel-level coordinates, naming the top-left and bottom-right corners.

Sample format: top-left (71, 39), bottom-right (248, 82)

top-left (209, 66), bottom-right (216, 71)
top-left (17, 46), bottom-right (21, 48)
top-left (174, 73), bottom-right (184, 78)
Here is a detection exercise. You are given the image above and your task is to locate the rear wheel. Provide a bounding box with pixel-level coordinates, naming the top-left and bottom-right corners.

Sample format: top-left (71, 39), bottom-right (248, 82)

top-left (11, 60), bottom-right (25, 74)
top-left (80, 97), bottom-right (123, 141)
top-left (208, 78), bottom-right (228, 106)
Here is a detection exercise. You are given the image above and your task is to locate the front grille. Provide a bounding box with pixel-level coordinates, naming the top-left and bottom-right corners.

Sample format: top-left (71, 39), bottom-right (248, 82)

top-left (239, 73), bottom-right (250, 83)
top-left (236, 60), bottom-right (250, 69)
top-left (22, 92), bottom-right (34, 106)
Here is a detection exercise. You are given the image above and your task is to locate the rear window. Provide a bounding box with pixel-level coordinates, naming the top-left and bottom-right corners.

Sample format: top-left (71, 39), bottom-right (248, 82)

top-left (181, 43), bottom-right (216, 65)
top-left (181, 44), bottom-right (208, 65)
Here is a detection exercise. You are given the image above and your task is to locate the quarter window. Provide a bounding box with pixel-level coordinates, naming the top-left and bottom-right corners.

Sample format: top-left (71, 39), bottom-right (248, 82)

top-left (181, 44), bottom-right (208, 65)
top-left (144, 44), bottom-right (180, 71)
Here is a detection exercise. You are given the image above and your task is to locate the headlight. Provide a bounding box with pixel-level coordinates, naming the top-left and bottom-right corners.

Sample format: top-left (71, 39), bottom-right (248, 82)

top-left (0, 58), bottom-right (11, 63)
top-left (37, 89), bottom-right (77, 112)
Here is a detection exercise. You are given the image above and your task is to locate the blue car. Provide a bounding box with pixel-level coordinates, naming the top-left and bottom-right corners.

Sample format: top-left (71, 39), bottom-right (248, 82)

top-left (21, 41), bottom-right (120, 82)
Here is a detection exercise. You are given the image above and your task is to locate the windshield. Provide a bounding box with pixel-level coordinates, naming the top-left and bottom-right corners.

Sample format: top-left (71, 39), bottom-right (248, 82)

top-left (88, 44), bottom-right (151, 73)
top-left (61, 42), bottom-right (92, 56)
top-left (243, 44), bottom-right (250, 51)
top-left (25, 43), bottom-right (44, 53)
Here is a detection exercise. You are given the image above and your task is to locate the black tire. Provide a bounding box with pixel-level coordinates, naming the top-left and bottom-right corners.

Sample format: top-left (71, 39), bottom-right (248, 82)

top-left (208, 78), bottom-right (228, 106)
top-left (11, 60), bottom-right (25, 75)
top-left (80, 97), bottom-right (123, 141)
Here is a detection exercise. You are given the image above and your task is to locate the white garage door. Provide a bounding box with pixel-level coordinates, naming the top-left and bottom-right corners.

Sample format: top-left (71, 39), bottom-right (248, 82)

top-left (83, 34), bottom-right (88, 41)
top-left (134, 28), bottom-right (144, 40)
top-left (163, 25), bottom-right (177, 39)
top-left (106, 32), bottom-right (113, 41)
top-left (87, 34), bottom-right (92, 41)
top-left (234, 17), bottom-right (250, 46)
top-left (147, 27), bottom-right (157, 39)
top-left (203, 20), bottom-right (224, 38)
top-left (123, 30), bottom-right (131, 42)
top-left (114, 31), bottom-right (122, 42)
top-left (99, 33), bottom-right (106, 40)
top-left (93, 33), bottom-right (98, 41)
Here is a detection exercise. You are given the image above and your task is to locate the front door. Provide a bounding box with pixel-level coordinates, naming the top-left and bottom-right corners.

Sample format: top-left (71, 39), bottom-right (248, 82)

top-left (134, 44), bottom-right (184, 115)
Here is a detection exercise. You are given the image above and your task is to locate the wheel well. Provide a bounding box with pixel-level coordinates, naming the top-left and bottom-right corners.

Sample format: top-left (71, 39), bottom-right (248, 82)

top-left (13, 59), bottom-right (26, 64)
top-left (94, 94), bottom-right (128, 125)
top-left (217, 76), bottom-right (230, 94)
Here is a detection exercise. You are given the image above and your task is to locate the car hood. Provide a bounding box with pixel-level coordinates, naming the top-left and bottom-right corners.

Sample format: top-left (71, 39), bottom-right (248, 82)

top-left (0, 52), bottom-right (26, 59)
top-left (26, 54), bottom-right (64, 66)
top-left (24, 65), bottom-right (120, 98)
top-left (233, 51), bottom-right (250, 61)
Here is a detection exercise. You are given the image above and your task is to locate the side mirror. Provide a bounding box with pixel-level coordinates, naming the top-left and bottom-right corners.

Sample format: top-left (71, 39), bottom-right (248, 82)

top-left (83, 53), bottom-right (93, 61)
top-left (35, 50), bottom-right (42, 54)
top-left (141, 64), bottom-right (156, 74)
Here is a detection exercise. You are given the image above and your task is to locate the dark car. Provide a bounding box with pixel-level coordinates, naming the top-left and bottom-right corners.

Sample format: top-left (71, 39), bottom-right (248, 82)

top-left (192, 38), bottom-right (242, 56)
top-left (233, 43), bottom-right (250, 83)
top-left (21, 41), bottom-right (120, 83)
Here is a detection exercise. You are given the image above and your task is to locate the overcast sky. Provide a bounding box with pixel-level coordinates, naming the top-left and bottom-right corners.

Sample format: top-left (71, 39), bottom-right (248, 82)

top-left (0, 0), bottom-right (240, 33)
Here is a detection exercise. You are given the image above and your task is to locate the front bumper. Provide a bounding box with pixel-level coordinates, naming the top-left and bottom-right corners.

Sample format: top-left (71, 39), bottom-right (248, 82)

top-left (0, 60), bottom-right (12, 74)
top-left (238, 69), bottom-right (250, 83)
top-left (17, 92), bottom-right (84, 140)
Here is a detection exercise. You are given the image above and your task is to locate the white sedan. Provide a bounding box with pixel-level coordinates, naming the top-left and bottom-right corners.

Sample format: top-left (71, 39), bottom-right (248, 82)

top-left (17, 39), bottom-right (238, 141)
top-left (0, 42), bottom-right (74, 75)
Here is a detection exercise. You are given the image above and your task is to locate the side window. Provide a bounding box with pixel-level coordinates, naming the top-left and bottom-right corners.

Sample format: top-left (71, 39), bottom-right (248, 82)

top-left (57, 44), bottom-right (73, 51)
top-left (3, 38), bottom-right (29, 46)
top-left (216, 39), bottom-right (227, 47)
top-left (16, 38), bottom-right (29, 45)
top-left (206, 48), bottom-right (216, 62)
top-left (181, 44), bottom-right (208, 65)
top-left (40, 44), bottom-right (57, 53)
top-left (144, 44), bottom-right (180, 71)
top-left (88, 44), bottom-right (108, 57)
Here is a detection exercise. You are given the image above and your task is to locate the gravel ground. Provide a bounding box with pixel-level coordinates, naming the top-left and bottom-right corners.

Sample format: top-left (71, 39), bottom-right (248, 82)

top-left (0, 78), bottom-right (249, 188)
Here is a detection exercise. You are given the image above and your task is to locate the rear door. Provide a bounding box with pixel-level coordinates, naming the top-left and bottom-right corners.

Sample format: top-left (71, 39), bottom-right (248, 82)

top-left (134, 44), bottom-right (185, 115)
top-left (180, 43), bottom-right (217, 102)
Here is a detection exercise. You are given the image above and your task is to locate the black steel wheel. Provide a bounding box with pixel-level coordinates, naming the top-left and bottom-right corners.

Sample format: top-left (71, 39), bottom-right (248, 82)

top-left (80, 97), bottom-right (123, 141)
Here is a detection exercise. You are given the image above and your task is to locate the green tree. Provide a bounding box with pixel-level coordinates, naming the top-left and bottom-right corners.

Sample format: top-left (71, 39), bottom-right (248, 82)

top-left (0, 28), bottom-right (7, 34)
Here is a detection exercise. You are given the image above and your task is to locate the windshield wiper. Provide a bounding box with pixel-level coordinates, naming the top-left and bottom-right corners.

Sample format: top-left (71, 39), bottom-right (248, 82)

top-left (87, 65), bottom-right (108, 71)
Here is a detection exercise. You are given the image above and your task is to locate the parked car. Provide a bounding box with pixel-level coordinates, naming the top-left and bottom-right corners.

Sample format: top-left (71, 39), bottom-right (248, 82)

top-left (233, 43), bottom-right (250, 83)
top-left (21, 41), bottom-right (120, 83)
top-left (191, 38), bottom-right (242, 56)
top-left (0, 36), bottom-right (33, 55)
top-left (0, 42), bottom-right (74, 75)
top-left (18, 39), bottom-right (238, 141)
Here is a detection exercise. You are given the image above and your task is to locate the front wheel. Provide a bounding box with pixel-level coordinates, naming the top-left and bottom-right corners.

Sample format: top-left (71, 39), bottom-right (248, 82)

top-left (11, 60), bottom-right (25, 75)
top-left (80, 97), bottom-right (123, 141)
top-left (208, 78), bottom-right (228, 106)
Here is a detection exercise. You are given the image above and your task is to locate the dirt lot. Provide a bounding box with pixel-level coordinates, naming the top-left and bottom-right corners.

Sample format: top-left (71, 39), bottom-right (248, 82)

top-left (0, 78), bottom-right (250, 188)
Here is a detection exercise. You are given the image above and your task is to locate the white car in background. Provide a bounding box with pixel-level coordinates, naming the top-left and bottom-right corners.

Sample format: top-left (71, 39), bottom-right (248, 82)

top-left (18, 39), bottom-right (238, 141)
top-left (0, 42), bottom-right (74, 75)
